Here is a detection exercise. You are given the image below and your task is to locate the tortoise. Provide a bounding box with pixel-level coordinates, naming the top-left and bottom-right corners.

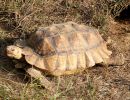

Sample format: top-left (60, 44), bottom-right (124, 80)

top-left (6, 22), bottom-right (124, 91)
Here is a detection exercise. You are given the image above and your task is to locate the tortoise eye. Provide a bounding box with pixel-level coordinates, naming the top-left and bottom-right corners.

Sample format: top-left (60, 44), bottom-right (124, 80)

top-left (11, 49), bottom-right (15, 52)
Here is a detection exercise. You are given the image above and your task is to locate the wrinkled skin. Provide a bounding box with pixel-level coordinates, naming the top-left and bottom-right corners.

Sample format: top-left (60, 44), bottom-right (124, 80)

top-left (6, 45), bottom-right (23, 59)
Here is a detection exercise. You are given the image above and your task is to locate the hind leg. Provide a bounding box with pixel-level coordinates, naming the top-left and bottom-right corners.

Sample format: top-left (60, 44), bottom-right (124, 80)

top-left (106, 54), bottom-right (125, 66)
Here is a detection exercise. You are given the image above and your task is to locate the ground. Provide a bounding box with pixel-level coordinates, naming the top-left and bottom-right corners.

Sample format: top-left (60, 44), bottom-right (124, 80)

top-left (0, 18), bottom-right (130, 99)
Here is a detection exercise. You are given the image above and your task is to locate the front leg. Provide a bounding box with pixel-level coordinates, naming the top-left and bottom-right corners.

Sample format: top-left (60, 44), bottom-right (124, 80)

top-left (26, 67), bottom-right (55, 92)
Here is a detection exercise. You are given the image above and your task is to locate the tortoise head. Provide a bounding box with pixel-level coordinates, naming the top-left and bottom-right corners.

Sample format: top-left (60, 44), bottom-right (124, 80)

top-left (6, 45), bottom-right (23, 59)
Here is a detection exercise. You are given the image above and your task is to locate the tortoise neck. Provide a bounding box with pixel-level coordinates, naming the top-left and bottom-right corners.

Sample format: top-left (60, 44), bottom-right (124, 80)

top-left (22, 46), bottom-right (47, 71)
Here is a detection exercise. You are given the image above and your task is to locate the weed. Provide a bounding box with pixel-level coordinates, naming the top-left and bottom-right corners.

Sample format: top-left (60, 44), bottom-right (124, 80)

top-left (0, 0), bottom-right (130, 99)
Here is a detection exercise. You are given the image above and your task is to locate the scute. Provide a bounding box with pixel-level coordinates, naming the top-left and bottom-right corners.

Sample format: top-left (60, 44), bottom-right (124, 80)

top-left (24, 22), bottom-right (112, 75)
top-left (28, 22), bottom-right (103, 55)
top-left (53, 34), bottom-right (70, 53)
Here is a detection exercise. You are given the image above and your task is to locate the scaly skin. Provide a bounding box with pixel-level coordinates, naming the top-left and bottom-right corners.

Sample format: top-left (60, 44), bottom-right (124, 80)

top-left (6, 45), bottom-right (23, 59)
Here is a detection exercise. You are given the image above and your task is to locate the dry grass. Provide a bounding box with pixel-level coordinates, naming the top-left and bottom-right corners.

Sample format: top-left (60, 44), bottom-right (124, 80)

top-left (0, 0), bottom-right (130, 99)
top-left (0, 0), bottom-right (129, 33)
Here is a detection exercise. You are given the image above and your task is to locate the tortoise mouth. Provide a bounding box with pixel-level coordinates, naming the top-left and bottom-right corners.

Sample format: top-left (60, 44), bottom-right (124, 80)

top-left (6, 46), bottom-right (22, 59)
top-left (7, 52), bottom-right (22, 59)
top-left (6, 51), bottom-right (17, 58)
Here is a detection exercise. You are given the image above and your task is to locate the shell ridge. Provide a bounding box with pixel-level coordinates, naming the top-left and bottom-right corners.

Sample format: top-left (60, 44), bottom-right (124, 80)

top-left (36, 39), bottom-right (105, 56)
top-left (53, 54), bottom-right (60, 71)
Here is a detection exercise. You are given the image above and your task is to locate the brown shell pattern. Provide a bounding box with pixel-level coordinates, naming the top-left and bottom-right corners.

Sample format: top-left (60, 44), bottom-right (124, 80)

top-left (25, 22), bottom-right (112, 76)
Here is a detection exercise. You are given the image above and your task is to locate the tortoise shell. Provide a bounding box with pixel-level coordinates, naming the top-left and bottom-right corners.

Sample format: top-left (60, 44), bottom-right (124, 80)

top-left (22, 22), bottom-right (112, 76)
